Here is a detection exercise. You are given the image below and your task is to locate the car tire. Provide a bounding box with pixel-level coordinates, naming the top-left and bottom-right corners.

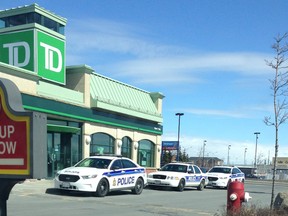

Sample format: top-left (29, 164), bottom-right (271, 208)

top-left (177, 179), bottom-right (185, 192)
top-left (132, 178), bottom-right (144, 195)
top-left (96, 178), bottom-right (109, 197)
top-left (197, 180), bottom-right (205, 191)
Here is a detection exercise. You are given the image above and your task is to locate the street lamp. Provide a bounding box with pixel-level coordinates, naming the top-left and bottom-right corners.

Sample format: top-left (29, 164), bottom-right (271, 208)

top-left (175, 113), bottom-right (184, 161)
top-left (202, 140), bottom-right (207, 167)
top-left (254, 132), bottom-right (260, 168)
top-left (227, 145), bottom-right (231, 165)
top-left (244, 148), bottom-right (247, 165)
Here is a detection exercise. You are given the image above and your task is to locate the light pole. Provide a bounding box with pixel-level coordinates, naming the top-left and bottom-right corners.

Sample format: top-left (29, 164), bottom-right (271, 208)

top-left (202, 140), bottom-right (207, 167)
top-left (244, 148), bottom-right (247, 165)
top-left (227, 145), bottom-right (231, 165)
top-left (254, 132), bottom-right (260, 168)
top-left (176, 113), bottom-right (184, 161)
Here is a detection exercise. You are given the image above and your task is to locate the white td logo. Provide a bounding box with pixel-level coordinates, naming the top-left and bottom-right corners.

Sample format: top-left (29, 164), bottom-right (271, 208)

top-left (3, 40), bottom-right (63, 73)
top-left (3, 42), bottom-right (30, 67)
top-left (40, 42), bottom-right (62, 73)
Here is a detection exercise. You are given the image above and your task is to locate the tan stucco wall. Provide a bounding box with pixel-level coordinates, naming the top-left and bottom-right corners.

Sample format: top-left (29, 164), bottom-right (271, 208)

top-left (83, 122), bottom-right (161, 168)
top-left (0, 72), bottom-right (37, 95)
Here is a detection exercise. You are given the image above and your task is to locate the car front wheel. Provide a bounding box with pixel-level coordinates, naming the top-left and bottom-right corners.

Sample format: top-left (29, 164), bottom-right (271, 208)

top-left (177, 179), bottom-right (185, 192)
top-left (132, 178), bottom-right (144, 195)
top-left (197, 180), bottom-right (205, 191)
top-left (96, 178), bottom-right (109, 197)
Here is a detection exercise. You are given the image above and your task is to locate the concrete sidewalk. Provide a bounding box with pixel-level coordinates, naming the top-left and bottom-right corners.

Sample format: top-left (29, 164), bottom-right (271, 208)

top-left (11, 179), bottom-right (54, 195)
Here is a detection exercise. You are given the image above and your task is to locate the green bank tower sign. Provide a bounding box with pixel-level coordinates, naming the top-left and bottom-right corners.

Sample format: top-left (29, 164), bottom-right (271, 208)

top-left (0, 30), bottom-right (65, 85)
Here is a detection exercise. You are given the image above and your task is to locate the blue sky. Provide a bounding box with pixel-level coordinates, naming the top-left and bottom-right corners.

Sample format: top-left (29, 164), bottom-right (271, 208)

top-left (2, 0), bottom-right (288, 165)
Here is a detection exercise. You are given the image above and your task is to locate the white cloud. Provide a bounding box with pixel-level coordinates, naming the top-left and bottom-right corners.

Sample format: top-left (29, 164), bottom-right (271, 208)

top-left (112, 52), bottom-right (271, 75)
top-left (182, 108), bottom-right (250, 118)
top-left (66, 18), bottom-right (181, 57)
top-left (65, 18), bottom-right (272, 86)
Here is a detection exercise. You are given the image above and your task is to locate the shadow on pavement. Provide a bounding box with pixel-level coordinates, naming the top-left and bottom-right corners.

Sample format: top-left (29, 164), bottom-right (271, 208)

top-left (45, 188), bottom-right (141, 197)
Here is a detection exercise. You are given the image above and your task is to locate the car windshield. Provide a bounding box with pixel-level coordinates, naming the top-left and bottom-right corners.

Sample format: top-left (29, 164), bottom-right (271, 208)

top-left (75, 158), bottom-right (112, 169)
top-left (160, 164), bottom-right (187, 173)
top-left (200, 167), bottom-right (207, 173)
top-left (209, 167), bottom-right (231, 174)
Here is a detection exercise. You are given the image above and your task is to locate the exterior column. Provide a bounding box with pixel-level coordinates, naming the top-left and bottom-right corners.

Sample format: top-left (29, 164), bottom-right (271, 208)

top-left (132, 141), bottom-right (139, 162)
top-left (115, 139), bottom-right (122, 155)
top-left (83, 134), bottom-right (91, 157)
top-left (155, 144), bottom-right (162, 168)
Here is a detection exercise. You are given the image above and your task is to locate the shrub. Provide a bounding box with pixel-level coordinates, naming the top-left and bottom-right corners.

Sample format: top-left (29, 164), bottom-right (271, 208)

top-left (214, 204), bottom-right (287, 216)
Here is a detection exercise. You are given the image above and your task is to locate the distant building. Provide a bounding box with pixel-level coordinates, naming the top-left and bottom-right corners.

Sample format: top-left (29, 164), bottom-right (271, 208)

top-left (188, 157), bottom-right (224, 169)
top-left (272, 157), bottom-right (288, 167)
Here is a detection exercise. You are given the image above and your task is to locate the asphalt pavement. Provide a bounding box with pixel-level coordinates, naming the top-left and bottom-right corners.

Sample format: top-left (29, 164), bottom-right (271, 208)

top-left (6, 178), bottom-right (288, 216)
top-left (10, 178), bottom-right (287, 196)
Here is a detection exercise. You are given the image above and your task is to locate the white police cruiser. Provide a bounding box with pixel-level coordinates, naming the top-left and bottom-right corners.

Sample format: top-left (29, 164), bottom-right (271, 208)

top-left (207, 166), bottom-right (245, 188)
top-left (147, 162), bottom-right (208, 191)
top-left (54, 155), bottom-right (147, 197)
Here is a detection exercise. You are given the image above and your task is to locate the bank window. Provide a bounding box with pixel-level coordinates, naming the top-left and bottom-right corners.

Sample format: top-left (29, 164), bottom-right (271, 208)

top-left (121, 136), bottom-right (132, 158)
top-left (90, 132), bottom-right (115, 155)
top-left (0, 12), bottom-right (64, 35)
top-left (0, 19), bottom-right (5, 28)
top-left (8, 14), bottom-right (27, 26)
top-left (138, 139), bottom-right (155, 167)
top-left (43, 16), bottom-right (57, 32)
top-left (27, 12), bottom-right (41, 24)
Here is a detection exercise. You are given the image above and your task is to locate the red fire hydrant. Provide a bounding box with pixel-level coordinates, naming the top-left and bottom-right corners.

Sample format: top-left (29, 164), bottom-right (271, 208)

top-left (227, 180), bottom-right (251, 214)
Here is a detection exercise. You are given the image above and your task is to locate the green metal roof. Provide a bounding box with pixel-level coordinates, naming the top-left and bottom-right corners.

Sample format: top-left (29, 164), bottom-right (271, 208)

top-left (90, 72), bottom-right (163, 122)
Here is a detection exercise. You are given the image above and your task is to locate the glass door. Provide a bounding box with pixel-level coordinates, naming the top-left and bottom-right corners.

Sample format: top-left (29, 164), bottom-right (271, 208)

top-left (47, 132), bottom-right (73, 178)
top-left (47, 132), bottom-right (61, 178)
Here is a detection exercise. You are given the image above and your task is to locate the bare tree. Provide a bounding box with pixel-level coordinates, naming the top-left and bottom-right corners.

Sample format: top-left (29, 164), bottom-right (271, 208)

top-left (162, 150), bottom-right (173, 165)
top-left (264, 33), bottom-right (288, 210)
top-left (196, 146), bottom-right (204, 167)
top-left (256, 152), bottom-right (265, 165)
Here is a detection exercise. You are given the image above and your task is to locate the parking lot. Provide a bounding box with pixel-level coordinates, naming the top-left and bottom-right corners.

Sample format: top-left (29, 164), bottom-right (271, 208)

top-left (7, 179), bottom-right (287, 216)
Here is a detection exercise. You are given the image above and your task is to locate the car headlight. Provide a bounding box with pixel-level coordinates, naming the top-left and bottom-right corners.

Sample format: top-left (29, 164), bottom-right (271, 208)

top-left (148, 174), bottom-right (153, 178)
top-left (82, 174), bottom-right (98, 179)
top-left (167, 176), bottom-right (179, 180)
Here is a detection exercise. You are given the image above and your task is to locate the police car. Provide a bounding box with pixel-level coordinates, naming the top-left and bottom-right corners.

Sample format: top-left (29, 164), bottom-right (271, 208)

top-left (147, 163), bottom-right (208, 191)
top-left (207, 166), bottom-right (245, 188)
top-left (54, 155), bottom-right (147, 197)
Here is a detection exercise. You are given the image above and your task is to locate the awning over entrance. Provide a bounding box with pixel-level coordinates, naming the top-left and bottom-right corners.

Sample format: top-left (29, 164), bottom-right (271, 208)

top-left (47, 124), bottom-right (80, 134)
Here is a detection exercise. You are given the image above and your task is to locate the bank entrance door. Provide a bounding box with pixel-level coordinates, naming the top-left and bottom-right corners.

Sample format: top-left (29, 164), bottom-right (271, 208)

top-left (47, 132), bottom-right (81, 178)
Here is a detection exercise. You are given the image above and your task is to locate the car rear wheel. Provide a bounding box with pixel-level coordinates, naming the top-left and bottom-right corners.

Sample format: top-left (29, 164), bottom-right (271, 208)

top-left (96, 178), bottom-right (109, 197)
top-left (197, 180), bottom-right (205, 191)
top-left (132, 178), bottom-right (144, 195)
top-left (177, 179), bottom-right (185, 192)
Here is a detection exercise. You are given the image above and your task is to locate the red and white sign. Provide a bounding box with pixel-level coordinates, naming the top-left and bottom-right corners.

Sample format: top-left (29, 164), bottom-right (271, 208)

top-left (0, 93), bottom-right (30, 175)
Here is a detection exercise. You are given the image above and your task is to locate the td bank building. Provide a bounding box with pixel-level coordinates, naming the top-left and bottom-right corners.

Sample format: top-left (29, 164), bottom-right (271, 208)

top-left (0, 4), bottom-right (164, 178)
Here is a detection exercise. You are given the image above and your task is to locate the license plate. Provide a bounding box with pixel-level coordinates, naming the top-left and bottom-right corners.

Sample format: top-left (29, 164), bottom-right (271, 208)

top-left (155, 180), bottom-right (161, 185)
top-left (62, 182), bottom-right (70, 188)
